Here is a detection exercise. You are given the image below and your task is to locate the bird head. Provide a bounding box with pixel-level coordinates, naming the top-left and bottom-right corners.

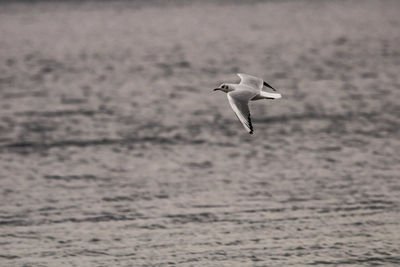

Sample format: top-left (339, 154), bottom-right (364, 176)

top-left (213, 83), bottom-right (231, 93)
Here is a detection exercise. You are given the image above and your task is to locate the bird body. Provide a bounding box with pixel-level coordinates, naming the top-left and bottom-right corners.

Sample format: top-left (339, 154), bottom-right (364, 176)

top-left (213, 73), bottom-right (282, 134)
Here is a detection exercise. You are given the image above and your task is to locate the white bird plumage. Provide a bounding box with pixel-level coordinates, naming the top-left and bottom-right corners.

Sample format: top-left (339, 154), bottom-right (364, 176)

top-left (213, 73), bottom-right (282, 134)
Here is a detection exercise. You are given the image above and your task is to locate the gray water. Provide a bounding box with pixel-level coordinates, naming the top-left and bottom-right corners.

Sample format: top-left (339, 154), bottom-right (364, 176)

top-left (1, 0), bottom-right (400, 266)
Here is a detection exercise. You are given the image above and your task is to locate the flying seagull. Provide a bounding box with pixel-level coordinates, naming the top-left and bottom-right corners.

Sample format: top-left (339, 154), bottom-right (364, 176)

top-left (213, 73), bottom-right (282, 134)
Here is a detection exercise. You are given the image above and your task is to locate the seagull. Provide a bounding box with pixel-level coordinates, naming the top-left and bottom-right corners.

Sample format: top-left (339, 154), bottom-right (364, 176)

top-left (213, 73), bottom-right (282, 134)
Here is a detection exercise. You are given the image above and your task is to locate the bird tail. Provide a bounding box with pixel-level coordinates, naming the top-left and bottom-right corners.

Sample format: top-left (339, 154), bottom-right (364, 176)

top-left (259, 91), bottom-right (282, 99)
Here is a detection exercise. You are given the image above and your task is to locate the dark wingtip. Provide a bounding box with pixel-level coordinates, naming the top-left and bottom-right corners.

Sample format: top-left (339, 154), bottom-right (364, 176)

top-left (263, 81), bottom-right (276, 91)
top-left (248, 114), bottom-right (253, 134)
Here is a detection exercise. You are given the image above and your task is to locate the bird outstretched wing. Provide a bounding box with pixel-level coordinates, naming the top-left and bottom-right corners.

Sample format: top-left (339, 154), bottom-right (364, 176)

top-left (237, 73), bottom-right (263, 90)
top-left (237, 73), bottom-right (276, 91)
top-left (227, 90), bottom-right (254, 134)
top-left (263, 81), bottom-right (277, 91)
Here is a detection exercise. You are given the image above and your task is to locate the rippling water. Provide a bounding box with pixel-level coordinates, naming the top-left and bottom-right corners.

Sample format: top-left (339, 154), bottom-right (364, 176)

top-left (1, 0), bottom-right (400, 266)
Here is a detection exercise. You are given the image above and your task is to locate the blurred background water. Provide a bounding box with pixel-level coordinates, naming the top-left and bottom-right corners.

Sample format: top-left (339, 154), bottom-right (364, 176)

top-left (1, 0), bottom-right (400, 266)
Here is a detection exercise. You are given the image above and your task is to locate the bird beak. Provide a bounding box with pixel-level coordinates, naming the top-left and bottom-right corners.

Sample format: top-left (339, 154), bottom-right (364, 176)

top-left (213, 88), bottom-right (221, 91)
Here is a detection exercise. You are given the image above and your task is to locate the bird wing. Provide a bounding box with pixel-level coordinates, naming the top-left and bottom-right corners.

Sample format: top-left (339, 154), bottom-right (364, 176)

top-left (227, 90), bottom-right (255, 134)
top-left (237, 73), bottom-right (263, 90)
top-left (263, 81), bottom-right (277, 91)
top-left (237, 73), bottom-right (277, 91)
